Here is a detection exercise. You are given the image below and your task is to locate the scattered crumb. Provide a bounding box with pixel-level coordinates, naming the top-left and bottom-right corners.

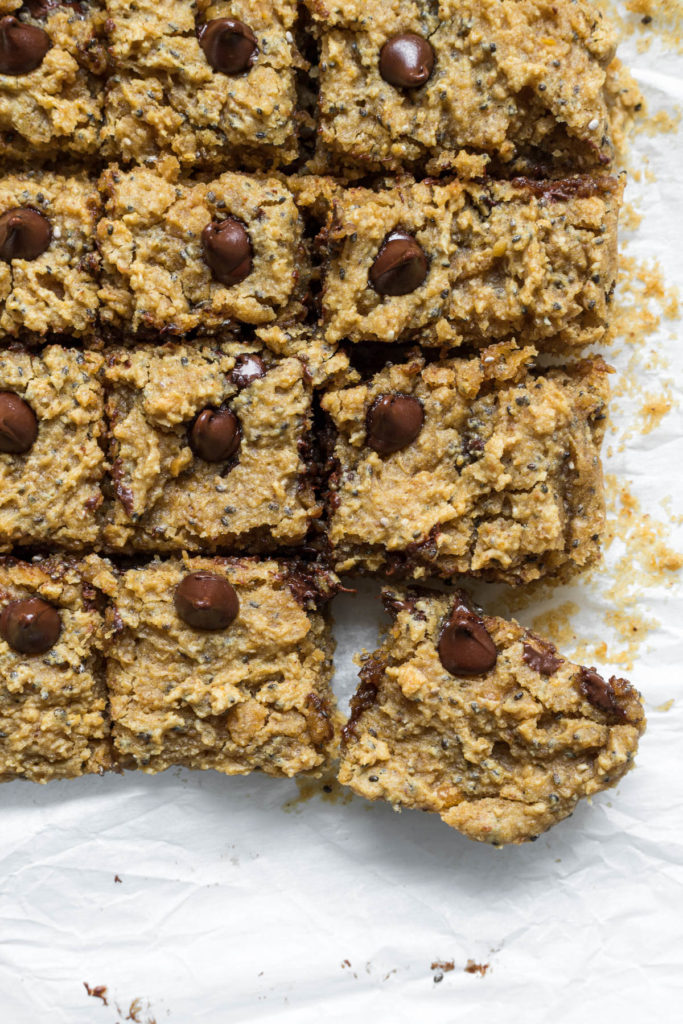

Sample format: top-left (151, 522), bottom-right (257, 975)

top-left (655, 699), bottom-right (675, 712)
top-left (431, 960), bottom-right (455, 972)
top-left (125, 998), bottom-right (157, 1024)
top-left (282, 771), bottom-right (354, 812)
top-left (464, 960), bottom-right (490, 977)
top-left (341, 960), bottom-right (351, 968)
top-left (83, 983), bottom-right (108, 1006)
top-left (114, 875), bottom-right (122, 884)
top-left (598, 0), bottom-right (683, 54)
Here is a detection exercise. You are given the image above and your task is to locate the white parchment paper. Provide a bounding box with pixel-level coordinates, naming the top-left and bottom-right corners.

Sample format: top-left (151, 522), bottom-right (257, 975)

top-left (1, 8), bottom-right (682, 1021)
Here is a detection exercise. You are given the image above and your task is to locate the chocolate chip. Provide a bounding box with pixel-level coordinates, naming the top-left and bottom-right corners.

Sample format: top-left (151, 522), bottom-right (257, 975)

top-left (438, 595), bottom-right (498, 676)
top-left (0, 207), bottom-right (51, 261)
top-left (231, 353), bottom-right (266, 390)
top-left (199, 18), bottom-right (258, 75)
top-left (190, 407), bottom-right (241, 463)
top-left (0, 391), bottom-right (38, 454)
top-left (366, 393), bottom-right (424, 456)
top-left (0, 598), bottom-right (61, 655)
top-left (579, 667), bottom-right (628, 719)
top-left (379, 32), bottom-right (435, 89)
top-left (0, 16), bottom-right (50, 75)
top-left (522, 640), bottom-right (562, 676)
top-left (202, 217), bottom-right (252, 286)
top-left (174, 572), bottom-right (239, 631)
top-left (369, 230), bottom-right (428, 296)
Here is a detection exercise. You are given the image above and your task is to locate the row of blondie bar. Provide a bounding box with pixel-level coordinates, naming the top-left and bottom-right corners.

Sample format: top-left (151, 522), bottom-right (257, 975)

top-left (0, 163), bottom-right (621, 344)
top-left (0, 338), bottom-right (608, 586)
top-left (0, 553), bottom-right (644, 846)
top-left (0, 1), bottom-right (637, 173)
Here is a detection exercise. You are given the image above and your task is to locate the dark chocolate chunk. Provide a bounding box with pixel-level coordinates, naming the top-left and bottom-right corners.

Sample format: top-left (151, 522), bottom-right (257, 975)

top-left (199, 18), bottom-right (258, 75)
top-left (231, 353), bottom-right (266, 390)
top-left (0, 391), bottom-right (38, 454)
top-left (579, 667), bottom-right (628, 720)
top-left (366, 393), bottom-right (424, 455)
top-left (202, 217), bottom-right (252, 286)
top-left (438, 595), bottom-right (498, 676)
top-left (0, 207), bottom-right (51, 261)
top-left (379, 32), bottom-right (435, 89)
top-left (190, 407), bottom-right (241, 463)
top-left (174, 571), bottom-right (239, 631)
top-left (0, 598), bottom-right (61, 654)
top-left (369, 230), bottom-right (428, 296)
top-left (522, 640), bottom-right (562, 677)
top-left (0, 15), bottom-right (50, 75)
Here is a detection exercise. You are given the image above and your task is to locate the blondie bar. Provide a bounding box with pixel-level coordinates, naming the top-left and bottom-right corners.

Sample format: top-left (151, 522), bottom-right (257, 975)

top-left (106, 556), bottom-right (338, 776)
top-left (320, 174), bottom-right (621, 348)
top-left (0, 554), bottom-right (114, 782)
top-left (103, 340), bottom-right (319, 553)
top-left (338, 586), bottom-right (645, 845)
top-left (321, 343), bottom-right (608, 584)
top-left (305, 0), bottom-right (623, 175)
top-left (0, 169), bottom-right (100, 338)
top-left (102, 0), bottom-right (300, 169)
top-left (98, 161), bottom-right (307, 334)
top-left (0, 0), bottom-right (106, 163)
top-left (0, 345), bottom-right (106, 550)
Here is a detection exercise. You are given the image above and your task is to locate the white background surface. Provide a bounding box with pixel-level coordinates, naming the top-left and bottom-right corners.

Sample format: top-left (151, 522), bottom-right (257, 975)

top-left (2, 6), bottom-right (683, 1022)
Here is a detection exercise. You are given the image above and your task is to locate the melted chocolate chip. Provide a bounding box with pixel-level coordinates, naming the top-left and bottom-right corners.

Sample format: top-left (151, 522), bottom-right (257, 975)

top-left (438, 595), bottom-right (498, 676)
top-left (342, 656), bottom-right (384, 745)
top-left (0, 598), bottom-right (61, 654)
top-left (522, 640), bottom-right (562, 677)
top-left (202, 217), bottom-right (252, 286)
top-left (199, 18), bottom-right (258, 75)
top-left (0, 207), bottom-right (51, 261)
top-left (0, 15), bottom-right (50, 75)
top-left (579, 667), bottom-right (628, 720)
top-left (231, 353), bottom-right (266, 390)
top-left (0, 391), bottom-right (38, 453)
top-left (366, 393), bottom-right (424, 455)
top-left (379, 32), bottom-right (435, 89)
top-left (369, 230), bottom-right (428, 296)
top-left (190, 407), bottom-right (241, 463)
top-left (174, 571), bottom-right (239, 631)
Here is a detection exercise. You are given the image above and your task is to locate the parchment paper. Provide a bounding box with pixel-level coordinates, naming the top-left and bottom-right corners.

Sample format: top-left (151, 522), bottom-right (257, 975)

top-left (1, 7), bottom-right (682, 1021)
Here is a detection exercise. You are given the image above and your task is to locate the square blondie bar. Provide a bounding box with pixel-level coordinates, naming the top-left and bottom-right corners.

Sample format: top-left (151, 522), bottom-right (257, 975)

top-left (0, 0), bottom-right (106, 163)
top-left (98, 161), bottom-right (307, 334)
top-left (107, 556), bottom-right (339, 776)
top-left (320, 174), bottom-right (621, 348)
top-left (0, 554), bottom-right (114, 783)
top-left (338, 586), bottom-right (645, 845)
top-left (102, 0), bottom-right (301, 169)
top-left (0, 345), bottom-right (106, 551)
top-left (0, 169), bottom-right (100, 338)
top-left (305, 0), bottom-right (625, 175)
top-left (103, 340), bottom-right (319, 553)
top-left (321, 343), bottom-right (609, 585)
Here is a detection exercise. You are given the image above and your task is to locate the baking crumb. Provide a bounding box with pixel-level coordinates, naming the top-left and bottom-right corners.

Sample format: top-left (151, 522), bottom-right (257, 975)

top-left (114, 875), bottom-right (122, 883)
top-left (83, 983), bottom-right (108, 1005)
top-left (464, 960), bottom-right (490, 977)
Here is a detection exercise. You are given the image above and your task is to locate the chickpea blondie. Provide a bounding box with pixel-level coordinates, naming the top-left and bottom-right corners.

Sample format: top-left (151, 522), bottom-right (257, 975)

top-left (0, 345), bottom-right (106, 551)
top-left (103, 340), bottom-right (319, 553)
top-left (106, 556), bottom-right (339, 776)
top-left (320, 174), bottom-right (622, 348)
top-left (305, 0), bottom-right (625, 175)
top-left (321, 343), bottom-right (609, 585)
top-left (0, 554), bottom-right (114, 783)
top-left (97, 160), bottom-right (307, 335)
top-left (0, 169), bottom-right (100, 338)
top-left (102, 0), bottom-right (301, 169)
top-left (338, 586), bottom-right (645, 845)
top-left (0, 1), bottom-right (107, 164)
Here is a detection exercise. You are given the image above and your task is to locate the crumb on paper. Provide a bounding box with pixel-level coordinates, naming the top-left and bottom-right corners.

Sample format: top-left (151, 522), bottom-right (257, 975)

top-left (598, 0), bottom-right (683, 54)
top-left (464, 960), bottom-right (490, 977)
top-left (83, 983), bottom-right (108, 1005)
top-left (282, 772), bottom-right (354, 812)
top-left (655, 699), bottom-right (675, 712)
top-left (341, 959), bottom-right (351, 968)
top-left (114, 875), bottom-right (122, 884)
